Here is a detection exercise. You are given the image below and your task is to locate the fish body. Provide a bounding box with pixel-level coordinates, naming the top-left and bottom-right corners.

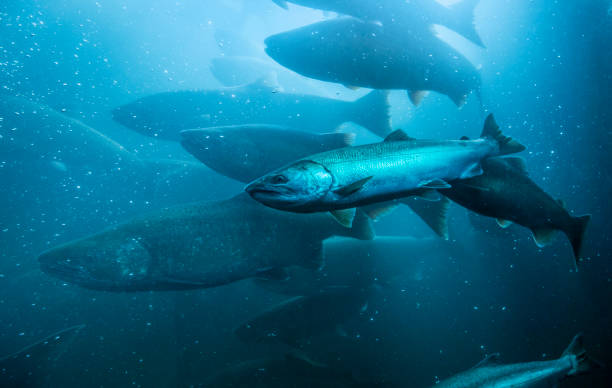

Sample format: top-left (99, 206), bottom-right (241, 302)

top-left (264, 17), bottom-right (480, 106)
top-left (38, 194), bottom-right (373, 291)
top-left (272, 0), bottom-right (484, 47)
top-left (435, 334), bottom-right (600, 388)
top-left (445, 157), bottom-right (591, 264)
top-left (246, 115), bottom-right (524, 223)
top-left (180, 125), bottom-right (355, 183)
top-left (112, 80), bottom-right (391, 139)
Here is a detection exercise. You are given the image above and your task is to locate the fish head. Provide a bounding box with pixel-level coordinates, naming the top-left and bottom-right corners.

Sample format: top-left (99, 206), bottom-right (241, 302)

top-left (38, 232), bottom-right (154, 291)
top-left (245, 160), bottom-right (333, 210)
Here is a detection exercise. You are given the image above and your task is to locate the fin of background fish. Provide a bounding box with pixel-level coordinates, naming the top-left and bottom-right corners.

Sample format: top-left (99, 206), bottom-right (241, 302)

top-left (334, 176), bottom-right (373, 197)
top-left (329, 208), bottom-right (357, 228)
top-left (460, 162), bottom-right (484, 179)
top-left (471, 353), bottom-right (501, 369)
top-left (480, 114), bottom-right (526, 155)
top-left (271, 0), bottom-right (288, 10)
top-left (256, 267), bottom-right (290, 281)
top-left (361, 201), bottom-right (399, 221)
top-left (343, 84), bottom-right (360, 90)
top-left (531, 227), bottom-right (558, 247)
top-left (561, 333), bottom-right (603, 375)
top-left (496, 218), bottom-right (513, 228)
top-left (449, 0), bottom-right (486, 48)
top-left (384, 129), bottom-right (415, 142)
top-left (408, 90), bottom-right (429, 106)
top-left (566, 214), bottom-right (591, 262)
top-left (400, 197), bottom-right (451, 240)
top-left (319, 132), bottom-right (356, 149)
top-left (350, 90), bottom-right (391, 138)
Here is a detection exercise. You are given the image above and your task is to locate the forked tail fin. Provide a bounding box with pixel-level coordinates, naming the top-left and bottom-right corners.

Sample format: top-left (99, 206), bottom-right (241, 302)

top-left (449, 0), bottom-right (485, 48)
top-left (351, 90), bottom-right (391, 138)
top-left (561, 333), bottom-right (603, 376)
top-left (480, 114), bottom-right (526, 155)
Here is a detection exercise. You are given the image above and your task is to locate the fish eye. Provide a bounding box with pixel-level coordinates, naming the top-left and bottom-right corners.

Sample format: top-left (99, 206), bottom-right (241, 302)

top-left (271, 174), bottom-right (288, 184)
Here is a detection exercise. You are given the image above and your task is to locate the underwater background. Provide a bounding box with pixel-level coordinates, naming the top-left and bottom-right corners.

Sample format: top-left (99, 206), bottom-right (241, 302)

top-left (0, 0), bottom-right (611, 386)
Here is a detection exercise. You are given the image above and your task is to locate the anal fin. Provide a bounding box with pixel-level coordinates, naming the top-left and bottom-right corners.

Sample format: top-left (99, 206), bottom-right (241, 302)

top-left (400, 196), bottom-right (451, 240)
top-left (330, 208), bottom-right (357, 228)
top-left (532, 227), bottom-right (558, 247)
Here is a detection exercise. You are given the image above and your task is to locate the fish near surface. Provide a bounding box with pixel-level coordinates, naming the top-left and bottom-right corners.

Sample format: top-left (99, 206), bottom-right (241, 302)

top-left (271, 0), bottom-right (484, 48)
top-left (434, 333), bottom-right (600, 388)
top-left (112, 79), bottom-right (391, 140)
top-left (264, 17), bottom-right (481, 107)
top-left (38, 194), bottom-right (373, 291)
top-left (445, 156), bottom-right (591, 266)
top-left (246, 114), bottom-right (524, 227)
top-left (180, 125), bottom-right (355, 183)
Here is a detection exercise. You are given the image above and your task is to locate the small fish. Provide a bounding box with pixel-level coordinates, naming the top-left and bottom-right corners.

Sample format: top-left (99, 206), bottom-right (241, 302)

top-left (246, 114), bottom-right (524, 228)
top-left (434, 333), bottom-right (601, 388)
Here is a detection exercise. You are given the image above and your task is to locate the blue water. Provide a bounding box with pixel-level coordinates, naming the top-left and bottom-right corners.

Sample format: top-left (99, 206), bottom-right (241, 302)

top-left (0, 1), bottom-right (610, 386)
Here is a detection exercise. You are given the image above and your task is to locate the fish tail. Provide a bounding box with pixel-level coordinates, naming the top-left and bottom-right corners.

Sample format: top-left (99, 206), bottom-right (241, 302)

top-left (449, 0), bottom-right (485, 48)
top-left (480, 114), bottom-right (526, 155)
top-left (565, 214), bottom-right (591, 266)
top-left (561, 333), bottom-right (603, 376)
top-left (351, 90), bottom-right (391, 138)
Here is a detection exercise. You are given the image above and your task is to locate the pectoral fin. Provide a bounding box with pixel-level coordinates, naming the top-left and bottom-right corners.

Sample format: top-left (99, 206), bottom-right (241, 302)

top-left (532, 227), bottom-right (558, 247)
top-left (330, 208), bottom-right (357, 228)
top-left (496, 218), bottom-right (513, 228)
top-left (419, 178), bottom-right (451, 190)
top-left (334, 176), bottom-right (373, 197)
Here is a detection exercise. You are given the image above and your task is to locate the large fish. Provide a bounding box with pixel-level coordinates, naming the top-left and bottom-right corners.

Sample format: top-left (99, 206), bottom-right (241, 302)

top-left (271, 0), bottom-right (484, 48)
top-left (444, 156), bottom-right (591, 266)
top-left (38, 194), bottom-right (373, 291)
top-left (264, 18), bottom-right (481, 107)
top-left (246, 115), bottom-right (524, 227)
top-left (235, 286), bottom-right (368, 346)
top-left (180, 125), bottom-right (355, 183)
top-left (112, 79), bottom-right (391, 140)
top-left (434, 333), bottom-right (600, 387)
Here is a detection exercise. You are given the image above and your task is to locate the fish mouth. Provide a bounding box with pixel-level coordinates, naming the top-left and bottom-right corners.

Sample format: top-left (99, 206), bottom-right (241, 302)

top-left (244, 183), bottom-right (299, 207)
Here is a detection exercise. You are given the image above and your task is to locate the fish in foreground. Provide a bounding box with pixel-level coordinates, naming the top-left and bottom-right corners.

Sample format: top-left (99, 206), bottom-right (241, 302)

top-left (38, 194), bottom-right (373, 291)
top-left (112, 79), bottom-right (391, 140)
top-left (271, 0), bottom-right (484, 48)
top-left (246, 114), bottom-right (524, 227)
top-left (264, 17), bottom-right (481, 107)
top-left (0, 324), bottom-right (85, 387)
top-left (444, 156), bottom-right (591, 266)
top-left (434, 333), bottom-right (600, 387)
top-left (180, 125), bottom-right (355, 183)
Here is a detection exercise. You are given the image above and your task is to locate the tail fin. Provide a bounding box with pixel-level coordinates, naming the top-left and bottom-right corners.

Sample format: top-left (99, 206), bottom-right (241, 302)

top-left (449, 0), bottom-right (485, 48)
top-left (351, 90), bottom-right (391, 138)
top-left (565, 214), bottom-right (591, 264)
top-left (562, 333), bottom-right (603, 376)
top-left (480, 114), bottom-right (525, 155)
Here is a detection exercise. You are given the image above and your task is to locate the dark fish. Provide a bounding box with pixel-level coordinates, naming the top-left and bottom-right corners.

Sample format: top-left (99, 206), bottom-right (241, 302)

top-left (271, 0), bottom-right (484, 48)
top-left (38, 194), bottom-right (373, 291)
top-left (0, 324), bottom-right (85, 387)
top-left (434, 334), bottom-right (600, 388)
top-left (444, 156), bottom-right (591, 266)
top-left (112, 79), bottom-right (391, 139)
top-left (265, 17), bottom-right (481, 107)
top-left (203, 353), bottom-right (368, 387)
top-left (246, 115), bottom-right (524, 228)
top-left (180, 125), bottom-right (355, 183)
top-left (235, 287), bottom-right (368, 346)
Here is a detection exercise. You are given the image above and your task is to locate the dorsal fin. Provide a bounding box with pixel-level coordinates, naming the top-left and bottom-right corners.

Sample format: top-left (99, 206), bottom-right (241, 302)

top-left (384, 129), bottom-right (415, 142)
top-left (472, 353), bottom-right (501, 369)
